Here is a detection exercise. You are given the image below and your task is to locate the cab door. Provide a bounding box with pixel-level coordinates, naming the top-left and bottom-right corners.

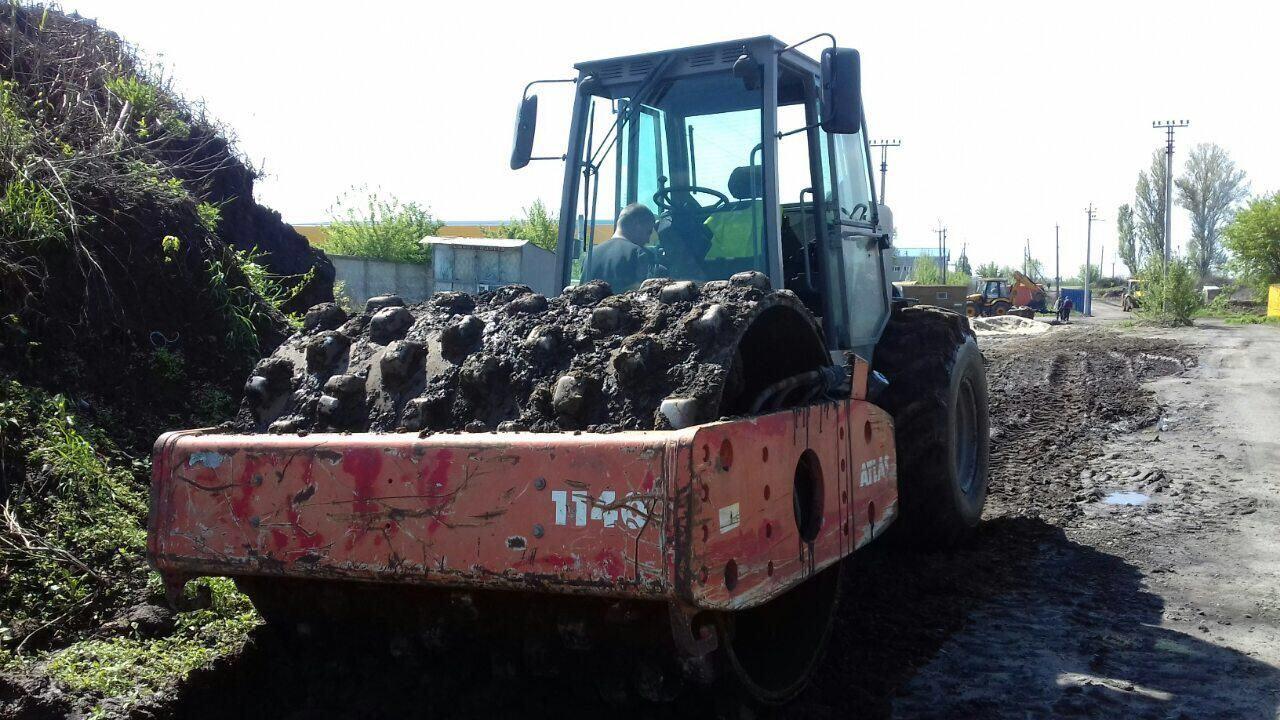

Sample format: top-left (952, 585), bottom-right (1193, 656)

top-left (820, 109), bottom-right (886, 359)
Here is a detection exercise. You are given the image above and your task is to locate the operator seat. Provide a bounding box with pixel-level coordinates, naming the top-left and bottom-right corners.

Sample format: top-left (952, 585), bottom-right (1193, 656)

top-left (703, 166), bottom-right (764, 262)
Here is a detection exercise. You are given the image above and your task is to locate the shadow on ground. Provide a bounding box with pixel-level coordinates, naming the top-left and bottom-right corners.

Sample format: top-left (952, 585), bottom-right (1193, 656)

top-left (147, 515), bottom-right (1278, 720)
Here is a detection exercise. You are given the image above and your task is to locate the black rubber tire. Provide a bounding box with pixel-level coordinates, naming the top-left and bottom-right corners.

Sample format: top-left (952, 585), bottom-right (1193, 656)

top-left (965, 301), bottom-right (978, 318)
top-left (874, 305), bottom-right (990, 547)
top-left (992, 300), bottom-right (1011, 316)
top-left (713, 564), bottom-right (841, 709)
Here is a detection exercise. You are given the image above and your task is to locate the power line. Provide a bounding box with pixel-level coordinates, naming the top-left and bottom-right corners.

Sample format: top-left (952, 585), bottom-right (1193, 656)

top-left (869, 139), bottom-right (901, 206)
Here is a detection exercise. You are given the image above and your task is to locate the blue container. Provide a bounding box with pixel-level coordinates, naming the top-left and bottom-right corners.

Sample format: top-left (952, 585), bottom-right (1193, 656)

top-left (1059, 288), bottom-right (1085, 312)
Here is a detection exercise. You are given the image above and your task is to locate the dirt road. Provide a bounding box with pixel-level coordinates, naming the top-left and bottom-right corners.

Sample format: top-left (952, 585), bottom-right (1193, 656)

top-left (138, 315), bottom-right (1280, 720)
top-left (890, 316), bottom-right (1280, 719)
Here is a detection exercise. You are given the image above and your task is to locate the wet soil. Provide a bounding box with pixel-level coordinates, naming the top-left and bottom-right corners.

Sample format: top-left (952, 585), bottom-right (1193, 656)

top-left (234, 274), bottom-right (823, 435)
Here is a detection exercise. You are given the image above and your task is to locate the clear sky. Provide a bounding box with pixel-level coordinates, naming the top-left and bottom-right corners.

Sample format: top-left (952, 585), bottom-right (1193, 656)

top-left (67, 0), bottom-right (1280, 277)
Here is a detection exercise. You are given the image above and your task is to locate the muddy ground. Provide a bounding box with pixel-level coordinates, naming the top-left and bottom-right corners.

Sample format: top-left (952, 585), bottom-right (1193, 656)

top-left (19, 307), bottom-right (1280, 720)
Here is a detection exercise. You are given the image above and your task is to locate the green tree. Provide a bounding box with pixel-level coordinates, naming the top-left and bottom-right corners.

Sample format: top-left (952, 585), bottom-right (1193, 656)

top-left (325, 186), bottom-right (443, 264)
top-left (1176, 143), bottom-right (1249, 279)
top-left (484, 199), bottom-right (558, 252)
top-left (954, 249), bottom-right (972, 277)
top-left (1078, 264), bottom-right (1102, 287)
top-left (1116, 203), bottom-right (1138, 273)
top-left (1135, 150), bottom-right (1168, 262)
top-left (975, 261), bottom-right (1000, 278)
top-left (1222, 192), bottom-right (1280, 298)
top-left (912, 256), bottom-right (942, 284)
top-left (1138, 254), bottom-right (1199, 325)
top-left (1021, 257), bottom-right (1045, 281)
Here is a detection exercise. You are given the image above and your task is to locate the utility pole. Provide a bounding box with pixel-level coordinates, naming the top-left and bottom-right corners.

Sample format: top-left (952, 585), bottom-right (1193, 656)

top-left (1099, 244), bottom-right (1105, 285)
top-left (1054, 223), bottom-right (1061, 296)
top-left (1152, 120), bottom-right (1190, 268)
top-left (1085, 204), bottom-right (1100, 316)
top-left (941, 228), bottom-right (948, 284)
top-left (1153, 120), bottom-right (1189, 312)
top-left (869, 139), bottom-right (901, 206)
top-left (932, 222), bottom-right (947, 285)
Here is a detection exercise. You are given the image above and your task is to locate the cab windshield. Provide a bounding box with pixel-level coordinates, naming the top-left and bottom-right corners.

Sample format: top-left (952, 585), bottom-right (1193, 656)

top-left (572, 73), bottom-right (768, 289)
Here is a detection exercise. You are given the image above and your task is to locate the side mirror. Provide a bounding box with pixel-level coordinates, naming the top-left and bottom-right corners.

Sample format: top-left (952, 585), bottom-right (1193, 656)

top-left (510, 94), bottom-right (538, 170)
top-left (820, 47), bottom-right (862, 134)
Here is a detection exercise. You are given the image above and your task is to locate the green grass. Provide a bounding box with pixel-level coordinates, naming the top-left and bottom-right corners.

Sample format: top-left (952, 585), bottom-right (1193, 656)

top-left (1222, 314), bottom-right (1279, 325)
top-left (0, 380), bottom-right (148, 630)
top-left (0, 380), bottom-right (259, 715)
top-left (44, 578), bottom-right (258, 714)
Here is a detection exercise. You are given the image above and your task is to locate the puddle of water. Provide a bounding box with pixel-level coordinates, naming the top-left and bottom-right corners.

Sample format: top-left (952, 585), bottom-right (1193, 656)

top-left (1104, 491), bottom-right (1150, 506)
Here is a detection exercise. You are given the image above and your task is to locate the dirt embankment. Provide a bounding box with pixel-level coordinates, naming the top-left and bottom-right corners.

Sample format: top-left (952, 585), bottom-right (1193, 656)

top-left (0, 5), bottom-right (333, 423)
top-left (0, 6), bottom-right (334, 714)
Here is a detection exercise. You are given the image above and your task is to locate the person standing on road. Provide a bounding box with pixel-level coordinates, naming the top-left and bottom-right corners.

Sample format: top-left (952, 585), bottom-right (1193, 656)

top-left (581, 203), bottom-right (657, 293)
top-left (1058, 295), bottom-right (1074, 323)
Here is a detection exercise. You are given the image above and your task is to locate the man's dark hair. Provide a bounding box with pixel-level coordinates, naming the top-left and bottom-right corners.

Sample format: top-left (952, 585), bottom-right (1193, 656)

top-left (617, 203), bottom-right (657, 243)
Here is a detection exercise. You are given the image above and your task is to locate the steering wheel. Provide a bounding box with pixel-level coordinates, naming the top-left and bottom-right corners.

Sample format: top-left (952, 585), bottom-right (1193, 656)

top-left (653, 185), bottom-right (730, 212)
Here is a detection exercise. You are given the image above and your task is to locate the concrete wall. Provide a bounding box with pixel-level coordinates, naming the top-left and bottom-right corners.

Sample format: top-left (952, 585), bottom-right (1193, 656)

top-left (330, 255), bottom-right (433, 310)
top-left (429, 239), bottom-right (559, 297)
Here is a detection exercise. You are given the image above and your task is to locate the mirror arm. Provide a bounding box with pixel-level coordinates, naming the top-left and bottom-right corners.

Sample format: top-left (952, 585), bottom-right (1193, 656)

top-left (521, 79), bottom-right (576, 162)
top-left (777, 33), bottom-right (838, 56)
top-left (522, 78), bottom-right (576, 102)
top-left (777, 123), bottom-right (819, 140)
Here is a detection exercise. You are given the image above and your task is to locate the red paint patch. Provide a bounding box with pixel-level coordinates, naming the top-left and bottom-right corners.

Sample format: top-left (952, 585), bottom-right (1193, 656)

top-left (594, 549), bottom-right (625, 580)
top-left (539, 553), bottom-right (577, 570)
top-left (417, 449), bottom-right (454, 504)
top-left (229, 458), bottom-right (263, 521)
top-left (342, 448), bottom-right (383, 514)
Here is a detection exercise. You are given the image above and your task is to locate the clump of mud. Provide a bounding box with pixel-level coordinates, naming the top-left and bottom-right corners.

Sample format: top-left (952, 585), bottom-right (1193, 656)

top-left (233, 273), bottom-right (821, 434)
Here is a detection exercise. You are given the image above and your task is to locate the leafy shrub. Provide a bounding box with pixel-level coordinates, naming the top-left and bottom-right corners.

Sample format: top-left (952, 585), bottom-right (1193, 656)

top-left (161, 234), bottom-right (181, 263)
top-left (196, 202), bottom-right (221, 234)
top-left (0, 179), bottom-right (65, 251)
top-left (150, 347), bottom-right (185, 386)
top-left (105, 75), bottom-right (159, 119)
top-left (912, 257), bottom-right (942, 284)
top-left (1137, 256), bottom-right (1200, 325)
top-left (325, 186), bottom-right (442, 264)
top-left (484, 199), bottom-right (558, 251)
top-left (1222, 191), bottom-right (1280, 300)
